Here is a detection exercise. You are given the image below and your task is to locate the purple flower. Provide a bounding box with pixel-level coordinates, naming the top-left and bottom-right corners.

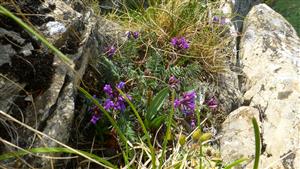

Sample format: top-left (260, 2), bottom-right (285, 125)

top-left (171, 37), bottom-right (189, 50)
top-left (190, 118), bottom-right (196, 129)
top-left (90, 114), bottom-right (101, 124)
top-left (127, 31), bottom-right (139, 39)
top-left (107, 46), bottom-right (116, 58)
top-left (101, 82), bottom-right (131, 112)
top-left (174, 99), bottom-right (181, 108)
top-left (171, 37), bottom-right (178, 46)
top-left (117, 81), bottom-right (125, 89)
top-left (114, 96), bottom-right (126, 112)
top-left (126, 31), bottom-right (131, 39)
top-left (169, 76), bottom-right (180, 89)
top-left (179, 37), bottom-right (189, 49)
top-left (104, 99), bottom-right (114, 110)
top-left (174, 91), bottom-right (196, 116)
top-left (103, 84), bottom-right (113, 97)
top-left (205, 97), bottom-right (218, 110)
top-left (220, 16), bottom-right (226, 25)
top-left (212, 16), bottom-right (220, 23)
top-left (212, 16), bottom-right (228, 25)
top-left (133, 31), bottom-right (139, 39)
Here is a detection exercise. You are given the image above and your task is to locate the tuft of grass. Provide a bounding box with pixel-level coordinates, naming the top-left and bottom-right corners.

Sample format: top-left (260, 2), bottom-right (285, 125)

top-left (108, 0), bottom-right (234, 77)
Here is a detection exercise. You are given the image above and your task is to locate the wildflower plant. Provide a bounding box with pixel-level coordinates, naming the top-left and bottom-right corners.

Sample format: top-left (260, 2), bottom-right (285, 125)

top-left (0, 3), bottom-right (250, 169)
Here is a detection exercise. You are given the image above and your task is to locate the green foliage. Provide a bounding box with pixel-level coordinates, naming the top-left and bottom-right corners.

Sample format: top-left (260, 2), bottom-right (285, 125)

top-left (271, 0), bottom-right (300, 35)
top-left (145, 87), bottom-right (169, 126)
top-left (223, 158), bottom-right (249, 169)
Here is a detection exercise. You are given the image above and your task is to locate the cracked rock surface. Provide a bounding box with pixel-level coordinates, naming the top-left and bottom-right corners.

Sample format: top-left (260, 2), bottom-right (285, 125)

top-left (220, 4), bottom-right (300, 169)
top-left (0, 0), bottom-right (95, 168)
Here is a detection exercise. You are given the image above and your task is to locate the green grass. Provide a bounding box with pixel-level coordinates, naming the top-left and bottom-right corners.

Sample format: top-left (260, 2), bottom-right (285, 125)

top-left (271, 0), bottom-right (300, 35)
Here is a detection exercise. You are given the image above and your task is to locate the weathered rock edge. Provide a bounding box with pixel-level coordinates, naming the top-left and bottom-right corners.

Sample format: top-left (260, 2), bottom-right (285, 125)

top-left (220, 4), bottom-right (300, 169)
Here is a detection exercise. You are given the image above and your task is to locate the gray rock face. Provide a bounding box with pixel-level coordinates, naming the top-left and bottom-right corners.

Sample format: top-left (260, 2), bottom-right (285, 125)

top-left (220, 4), bottom-right (300, 169)
top-left (0, 0), bottom-right (94, 168)
top-left (227, 0), bottom-right (260, 32)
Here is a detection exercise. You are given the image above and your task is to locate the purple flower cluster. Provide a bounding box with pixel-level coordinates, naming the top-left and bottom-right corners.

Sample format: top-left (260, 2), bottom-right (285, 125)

top-left (168, 75), bottom-right (180, 89)
top-left (106, 45), bottom-right (116, 58)
top-left (212, 16), bottom-right (228, 25)
top-left (205, 97), bottom-right (218, 111)
top-left (89, 82), bottom-right (130, 125)
top-left (127, 31), bottom-right (139, 39)
top-left (174, 91), bottom-right (196, 116)
top-left (89, 95), bottom-right (102, 124)
top-left (171, 37), bottom-right (189, 50)
top-left (174, 91), bottom-right (197, 129)
top-left (91, 113), bottom-right (101, 124)
top-left (103, 82), bottom-right (131, 112)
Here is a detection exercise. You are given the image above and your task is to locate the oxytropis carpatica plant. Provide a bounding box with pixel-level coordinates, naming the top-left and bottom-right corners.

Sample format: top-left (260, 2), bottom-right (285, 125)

top-left (89, 82), bottom-right (131, 125)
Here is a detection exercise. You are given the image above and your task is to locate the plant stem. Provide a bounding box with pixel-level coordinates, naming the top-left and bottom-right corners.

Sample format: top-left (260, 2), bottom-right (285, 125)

top-left (252, 117), bottom-right (260, 169)
top-left (117, 88), bottom-right (157, 168)
top-left (159, 89), bottom-right (175, 168)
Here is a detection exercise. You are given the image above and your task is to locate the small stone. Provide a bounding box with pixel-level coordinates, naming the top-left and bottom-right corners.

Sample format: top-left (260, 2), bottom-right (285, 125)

top-left (45, 21), bottom-right (66, 36)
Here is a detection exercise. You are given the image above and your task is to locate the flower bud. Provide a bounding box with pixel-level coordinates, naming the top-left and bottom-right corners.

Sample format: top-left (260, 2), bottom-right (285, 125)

top-left (200, 132), bottom-right (212, 142)
top-left (192, 129), bottom-right (201, 141)
top-left (179, 135), bottom-right (186, 146)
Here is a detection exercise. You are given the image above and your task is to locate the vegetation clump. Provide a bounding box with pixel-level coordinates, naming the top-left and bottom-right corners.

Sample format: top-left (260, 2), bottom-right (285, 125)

top-left (78, 0), bottom-right (237, 168)
top-left (0, 0), bottom-right (252, 168)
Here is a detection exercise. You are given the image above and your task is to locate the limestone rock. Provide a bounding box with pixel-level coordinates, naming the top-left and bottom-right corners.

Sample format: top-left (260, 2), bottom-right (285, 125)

top-left (221, 4), bottom-right (300, 169)
top-left (220, 106), bottom-right (260, 165)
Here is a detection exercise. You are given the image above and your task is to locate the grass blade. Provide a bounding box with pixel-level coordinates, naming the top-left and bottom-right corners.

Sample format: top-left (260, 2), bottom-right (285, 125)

top-left (252, 117), bottom-right (260, 169)
top-left (0, 147), bottom-right (116, 168)
top-left (224, 158), bottom-right (248, 169)
top-left (117, 88), bottom-right (157, 168)
top-left (159, 89), bottom-right (175, 168)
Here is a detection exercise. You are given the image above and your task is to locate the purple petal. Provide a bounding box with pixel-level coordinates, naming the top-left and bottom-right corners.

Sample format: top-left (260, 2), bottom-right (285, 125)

top-left (107, 46), bottom-right (116, 58)
top-left (169, 76), bottom-right (180, 88)
top-left (212, 16), bottom-right (219, 23)
top-left (126, 31), bottom-right (131, 39)
top-left (104, 99), bottom-right (114, 110)
top-left (190, 119), bottom-right (196, 129)
top-left (174, 99), bottom-right (181, 108)
top-left (117, 81), bottom-right (126, 89)
top-left (206, 97), bottom-right (218, 110)
top-left (90, 114), bottom-right (100, 124)
top-left (171, 37), bottom-right (178, 46)
top-left (179, 37), bottom-right (189, 49)
top-left (103, 84), bottom-right (113, 96)
top-left (133, 31), bottom-right (139, 39)
top-left (220, 16), bottom-right (226, 25)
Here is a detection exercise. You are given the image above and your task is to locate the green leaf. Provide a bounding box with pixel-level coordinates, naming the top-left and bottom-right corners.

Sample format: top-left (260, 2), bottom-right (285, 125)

top-left (149, 115), bottom-right (166, 129)
top-left (252, 117), bottom-right (261, 169)
top-left (146, 87), bottom-right (169, 121)
top-left (224, 157), bottom-right (248, 169)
